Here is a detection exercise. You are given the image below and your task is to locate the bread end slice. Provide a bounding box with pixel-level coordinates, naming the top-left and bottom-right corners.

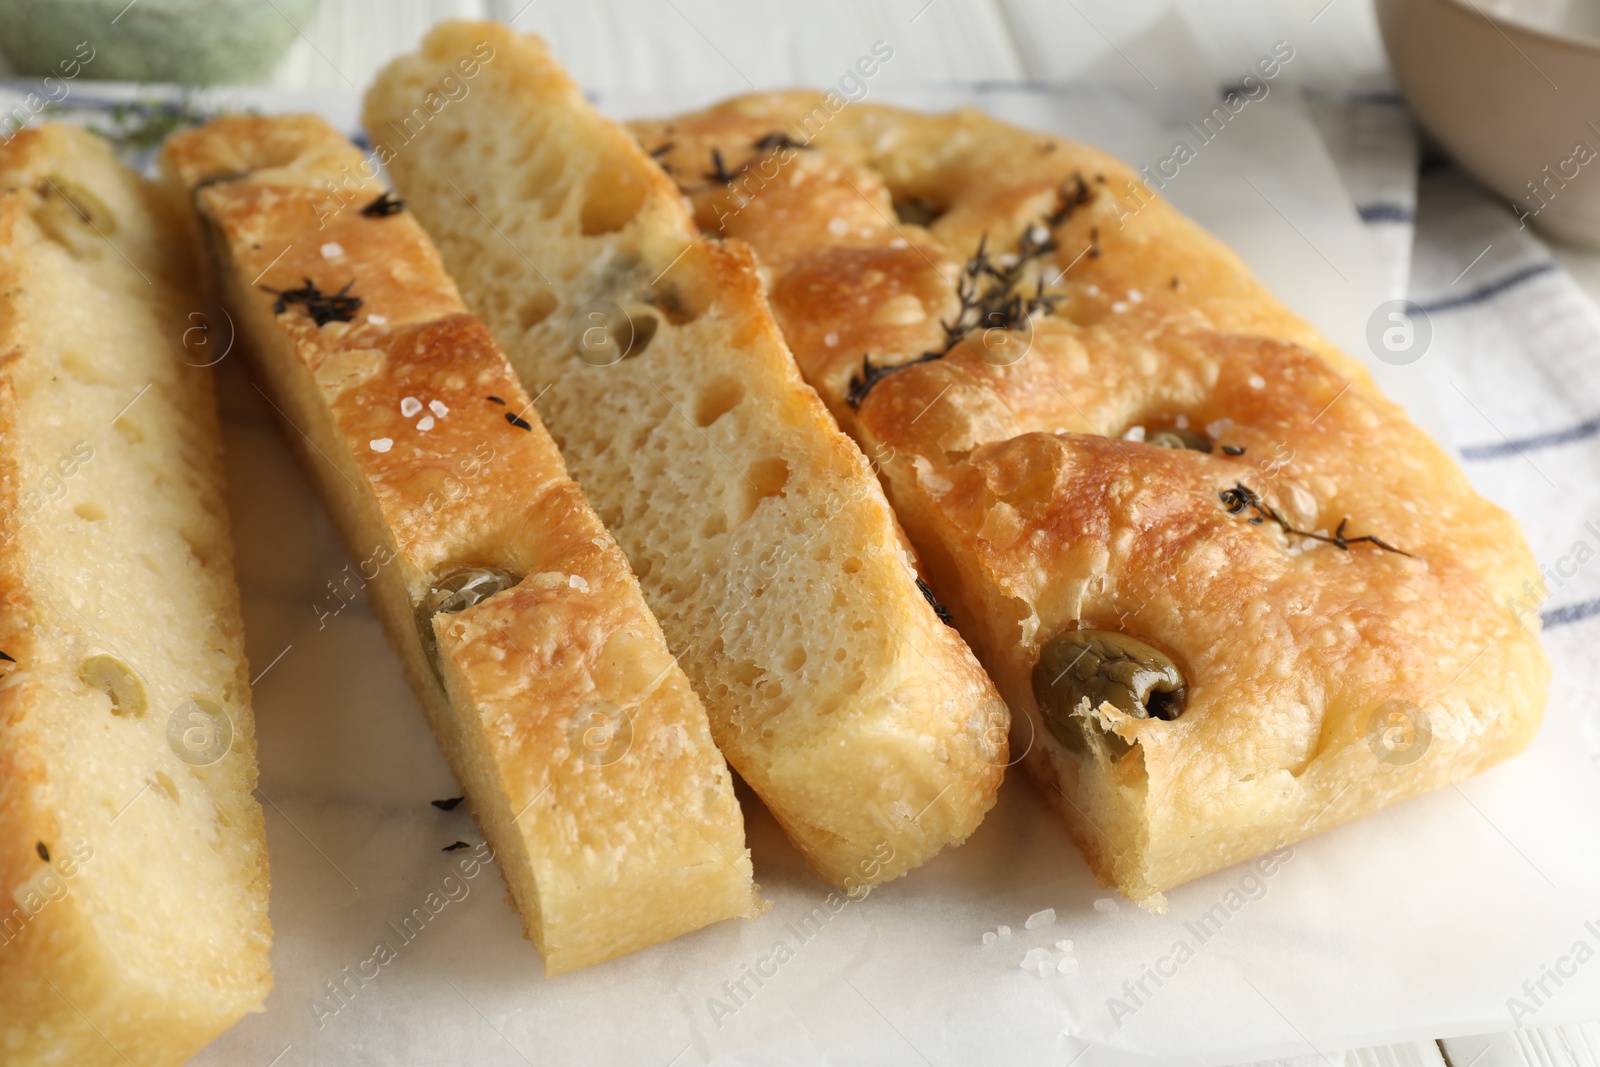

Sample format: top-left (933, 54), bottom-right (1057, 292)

top-left (0, 125), bottom-right (271, 1064)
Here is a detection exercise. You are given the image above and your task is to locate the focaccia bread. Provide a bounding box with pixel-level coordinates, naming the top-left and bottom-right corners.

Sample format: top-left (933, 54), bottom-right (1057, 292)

top-left (163, 113), bottom-right (760, 973)
top-left (0, 126), bottom-right (271, 1063)
top-left (365, 24), bottom-right (1008, 889)
top-left (634, 94), bottom-right (1550, 907)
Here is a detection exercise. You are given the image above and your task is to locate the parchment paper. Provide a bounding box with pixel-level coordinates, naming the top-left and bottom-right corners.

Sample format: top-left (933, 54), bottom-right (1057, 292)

top-left (27, 65), bottom-right (1595, 1067)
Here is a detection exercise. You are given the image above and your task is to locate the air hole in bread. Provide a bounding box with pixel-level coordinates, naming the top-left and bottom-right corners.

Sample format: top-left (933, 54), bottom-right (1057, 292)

top-left (783, 647), bottom-right (807, 672)
top-left (81, 655), bottom-right (146, 717)
top-left (623, 309), bottom-right (658, 358)
top-left (701, 512), bottom-right (727, 539)
top-left (694, 377), bottom-right (745, 427)
top-left (648, 284), bottom-right (701, 325)
top-left (153, 770), bottom-right (180, 803)
top-left (892, 195), bottom-right (944, 228)
top-left (737, 457), bottom-right (789, 523)
top-left (842, 556), bottom-right (863, 574)
top-left (115, 416), bottom-right (143, 444)
top-left (666, 572), bottom-right (702, 604)
top-left (61, 348), bottom-right (111, 385)
top-left (74, 502), bottom-right (106, 522)
top-left (517, 288), bottom-right (557, 332)
top-left (727, 659), bottom-right (763, 688)
top-left (579, 164), bottom-right (647, 235)
top-left (540, 189), bottom-right (568, 219)
top-left (522, 148), bottom-right (565, 199)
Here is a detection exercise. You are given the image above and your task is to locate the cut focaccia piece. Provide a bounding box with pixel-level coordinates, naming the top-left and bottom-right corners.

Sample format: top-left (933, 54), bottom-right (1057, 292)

top-left (163, 113), bottom-right (760, 973)
top-left (634, 94), bottom-right (1549, 907)
top-left (364, 23), bottom-right (1008, 889)
top-left (0, 125), bottom-right (271, 1064)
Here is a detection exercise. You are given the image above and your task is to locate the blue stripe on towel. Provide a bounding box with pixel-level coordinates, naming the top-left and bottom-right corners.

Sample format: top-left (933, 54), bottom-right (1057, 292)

top-left (1543, 597), bottom-right (1600, 629)
top-left (1460, 413), bottom-right (1600, 461)
top-left (1415, 261), bottom-right (1557, 314)
top-left (1358, 202), bottom-right (1415, 223)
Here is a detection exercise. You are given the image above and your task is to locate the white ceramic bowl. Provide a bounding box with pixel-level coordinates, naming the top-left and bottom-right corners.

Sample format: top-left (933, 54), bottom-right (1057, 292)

top-left (1377, 0), bottom-right (1600, 247)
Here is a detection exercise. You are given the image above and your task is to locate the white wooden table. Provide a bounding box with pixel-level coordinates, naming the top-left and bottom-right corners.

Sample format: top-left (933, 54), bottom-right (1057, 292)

top-left (63, 1), bottom-right (1600, 1063)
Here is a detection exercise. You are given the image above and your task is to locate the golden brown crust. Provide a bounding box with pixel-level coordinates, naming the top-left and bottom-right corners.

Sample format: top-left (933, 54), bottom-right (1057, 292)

top-left (634, 94), bottom-right (1550, 904)
top-left (165, 113), bottom-right (760, 973)
top-left (365, 24), bottom-right (1009, 889)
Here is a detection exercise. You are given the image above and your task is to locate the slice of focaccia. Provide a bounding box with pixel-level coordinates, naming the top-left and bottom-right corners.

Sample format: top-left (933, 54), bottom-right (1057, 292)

top-left (0, 126), bottom-right (271, 1063)
top-left (634, 94), bottom-right (1550, 907)
top-left (365, 24), bottom-right (1008, 889)
top-left (163, 113), bottom-right (760, 974)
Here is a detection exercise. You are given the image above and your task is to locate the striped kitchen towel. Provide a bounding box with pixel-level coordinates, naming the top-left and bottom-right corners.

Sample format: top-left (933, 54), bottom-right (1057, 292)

top-left (1409, 156), bottom-right (1600, 762)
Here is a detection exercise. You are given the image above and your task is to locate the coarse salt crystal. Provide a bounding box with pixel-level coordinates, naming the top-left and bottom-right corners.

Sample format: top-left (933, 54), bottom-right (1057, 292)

top-left (1025, 908), bottom-right (1055, 930)
top-left (367, 314), bottom-right (387, 325)
top-left (1249, 374), bottom-right (1266, 389)
top-left (320, 242), bottom-right (344, 259)
top-left (824, 331), bottom-right (839, 347)
top-left (369, 438), bottom-right (393, 453)
top-left (569, 574), bottom-right (588, 591)
top-left (827, 217), bottom-right (849, 235)
top-left (1111, 301), bottom-right (1129, 313)
top-left (1206, 417), bottom-right (1235, 437)
top-left (997, 925), bottom-right (1012, 938)
top-left (1086, 284), bottom-right (1101, 296)
top-left (1056, 939), bottom-right (1073, 952)
top-left (416, 415), bottom-right (435, 432)
top-left (982, 931), bottom-right (997, 946)
top-left (1122, 425), bottom-right (1146, 442)
top-left (400, 396), bottom-right (423, 417)
top-left (890, 237), bottom-right (908, 249)
top-left (1057, 956), bottom-right (1080, 977)
top-left (1021, 948), bottom-right (1051, 971)
top-left (1093, 897), bottom-right (1118, 914)
top-left (429, 399), bottom-right (449, 418)
top-left (1128, 288), bottom-right (1143, 302)
top-left (1174, 414), bottom-right (1188, 428)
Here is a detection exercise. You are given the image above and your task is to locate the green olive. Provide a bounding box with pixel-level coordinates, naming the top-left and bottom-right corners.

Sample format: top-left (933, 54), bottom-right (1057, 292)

top-left (1031, 629), bottom-right (1186, 752)
top-left (81, 654), bottom-right (146, 717)
top-left (416, 566), bottom-right (518, 687)
top-left (36, 174), bottom-right (117, 247)
top-left (421, 567), bottom-right (517, 618)
top-left (1147, 427), bottom-right (1212, 452)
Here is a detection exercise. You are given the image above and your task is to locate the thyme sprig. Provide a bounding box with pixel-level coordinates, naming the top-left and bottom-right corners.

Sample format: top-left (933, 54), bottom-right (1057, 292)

top-left (262, 277), bottom-right (362, 326)
top-left (846, 225), bottom-right (1062, 407)
top-left (361, 191), bottom-right (404, 217)
top-left (705, 147), bottom-right (736, 185)
top-left (916, 576), bottom-right (954, 626)
top-left (1219, 482), bottom-right (1412, 557)
top-left (1046, 172), bottom-right (1094, 227)
top-left (693, 131), bottom-right (809, 190)
top-left (752, 131), bottom-right (810, 152)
